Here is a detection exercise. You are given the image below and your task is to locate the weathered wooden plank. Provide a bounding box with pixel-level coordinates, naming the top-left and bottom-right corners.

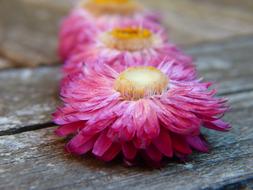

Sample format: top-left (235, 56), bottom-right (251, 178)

top-left (0, 0), bottom-right (74, 67)
top-left (1, 36), bottom-right (253, 134)
top-left (0, 67), bottom-right (60, 135)
top-left (142, 0), bottom-right (253, 46)
top-left (0, 0), bottom-right (253, 67)
top-left (0, 89), bottom-right (252, 190)
top-left (0, 1), bottom-right (252, 189)
top-left (186, 36), bottom-right (253, 95)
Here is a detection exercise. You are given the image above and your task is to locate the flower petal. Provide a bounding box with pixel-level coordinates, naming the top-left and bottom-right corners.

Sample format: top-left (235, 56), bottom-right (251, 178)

top-left (186, 135), bottom-right (209, 153)
top-left (204, 120), bottom-right (231, 131)
top-left (66, 132), bottom-right (94, 154)
top-left (122, 142), bottom-right (137, 160)
top-left (171, 134), bottom-right (192, 155)
top-left (55, 121), bottom-right (85, 137)
top-left (101, 143), bottom-right (121, 162)
top-left (92, 132), bottom-right (113, 157)
top-left (153, 129), bottom-right (173, 157)
top-left (146, 144), bottom-right (162, 162)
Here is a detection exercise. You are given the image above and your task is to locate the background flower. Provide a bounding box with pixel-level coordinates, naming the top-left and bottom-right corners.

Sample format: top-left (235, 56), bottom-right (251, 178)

top-left (63, 20), bottom-right (192, 76)
top-left (59, 0), bottom-right (161, 60)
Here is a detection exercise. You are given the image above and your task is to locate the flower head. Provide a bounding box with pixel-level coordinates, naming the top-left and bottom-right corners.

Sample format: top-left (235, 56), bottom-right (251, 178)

top-left (59, 0), bottom-right (160, 60)
top-left (53, 60), bottom-right (230, 165)
top-left (63, 20), bottom-right (192, 76)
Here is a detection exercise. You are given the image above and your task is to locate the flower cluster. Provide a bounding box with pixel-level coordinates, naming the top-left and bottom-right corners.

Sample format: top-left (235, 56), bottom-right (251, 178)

top-left (54, 0), bottom-right (230, 166)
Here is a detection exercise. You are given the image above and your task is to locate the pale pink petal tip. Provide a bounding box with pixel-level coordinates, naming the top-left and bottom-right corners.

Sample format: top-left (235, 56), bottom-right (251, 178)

top-left (204, 120), bottom-right (231, 132)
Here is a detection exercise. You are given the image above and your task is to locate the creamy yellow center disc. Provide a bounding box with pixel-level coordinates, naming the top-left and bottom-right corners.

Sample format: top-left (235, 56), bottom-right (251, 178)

top-left (114, 66), bottom-right (169, 100)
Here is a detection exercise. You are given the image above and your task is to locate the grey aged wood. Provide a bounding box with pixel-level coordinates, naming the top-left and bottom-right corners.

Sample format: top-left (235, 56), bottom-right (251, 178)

top-left (0, 90), bottom-right (252, 190)
top-left (0, 0), bottom-right (253, 190)
top-left (0, 0), bottom-right (73, 67)
top-left (0, 67), bottom-right (60, 135)
top-left (1, 0), bottom-right (253, 67)
top-left (187, 36), bottom-right (253, 95)
top-left (143, 0), bottom-right (253, 46)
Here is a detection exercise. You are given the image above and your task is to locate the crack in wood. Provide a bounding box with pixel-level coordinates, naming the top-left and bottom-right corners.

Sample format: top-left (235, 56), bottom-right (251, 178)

top-left (0, 122), bottom-right (55, 136)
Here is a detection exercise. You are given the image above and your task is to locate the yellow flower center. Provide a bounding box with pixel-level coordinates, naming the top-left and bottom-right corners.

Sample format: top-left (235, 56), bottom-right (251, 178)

top-left (82, 0), bottom-right (140, 16)
top-left (101, 27), bottom-right (154, 51)
top-left (93, 0), bottom-right (129, 4)
top-left (114, 66), bottom-right (169, 100)
top-left (111, 27), bottom-right (152, 40)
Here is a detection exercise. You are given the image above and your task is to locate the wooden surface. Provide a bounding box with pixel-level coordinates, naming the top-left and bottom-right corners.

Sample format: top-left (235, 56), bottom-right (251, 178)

top-left (1, 0), bottom-right (253, 67)
top-left (0, 0), bottom-right (253, 190)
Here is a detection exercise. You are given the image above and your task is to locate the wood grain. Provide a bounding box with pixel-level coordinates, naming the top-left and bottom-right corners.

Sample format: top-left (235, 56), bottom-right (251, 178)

top-left (0, 1), bottom-right (253, 189)
top-left (0, 0), bottom-right (253, 67)
top-left (0, 90), bottom-right (252, 190)
top-left (186, 35), bottom-right (253, 95)
top-left (141, 0), bottom-right (253, 46)
top-left (0, 67), bottom-right (60, 135)
top-left (0, 0), bottom-right (71, 67)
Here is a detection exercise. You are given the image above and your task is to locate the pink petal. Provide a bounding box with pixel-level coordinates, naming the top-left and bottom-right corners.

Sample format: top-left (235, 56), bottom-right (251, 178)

top-left (66, 132), bottom-right (94, 154)
top-left (92, 132), bottom-right (113, 157)
top-left (122, 142), bottom-right (137, 160)
top-left (146, 144), bottom-right (162, 162)
top-left (55, 121), bottom-right (85, 137)
top-left (204, 120), bottom-right (231, 132)
top-left (171, 134), bottom-right (192, 155)
top-left (186, 135), bottom-right (209, 152)
top-left (153, 130), bottom-right (173, 157)
top-left (101, 143), bottom-right (121, 162)
top-left (67, 136), bottom-right (97, 155)
top-left (144, 105), bottom-right (160, 139)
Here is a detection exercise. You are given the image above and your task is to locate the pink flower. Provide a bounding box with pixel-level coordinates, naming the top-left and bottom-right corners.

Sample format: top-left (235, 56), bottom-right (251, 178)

top-left (63, 20), bottom-right (192, 76)
top-left (53, 60), bottom-right (230, 166)
top-left (59, 0), bottom-right (161, 60)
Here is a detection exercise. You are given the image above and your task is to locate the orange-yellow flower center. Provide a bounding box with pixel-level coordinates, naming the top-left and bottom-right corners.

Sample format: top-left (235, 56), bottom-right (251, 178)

top-left (101, 27), bottom-right (154, 51)
top-left (82, 0), bottom-right (140, 16)
top-left (114, 66), bottom-right (169, 100)
top-left (111, 27), bottom-right (152, 40)
top-left (93, 0), bottom-right (129, 4)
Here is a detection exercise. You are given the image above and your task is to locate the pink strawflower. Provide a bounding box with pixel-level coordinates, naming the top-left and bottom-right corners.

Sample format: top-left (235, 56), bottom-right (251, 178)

top-left (53, 60), bottom-right (230, 166)
top-left (63, 20), bottom-right (192, 76)
top-left (59, 0), bottom-right (161, 60)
